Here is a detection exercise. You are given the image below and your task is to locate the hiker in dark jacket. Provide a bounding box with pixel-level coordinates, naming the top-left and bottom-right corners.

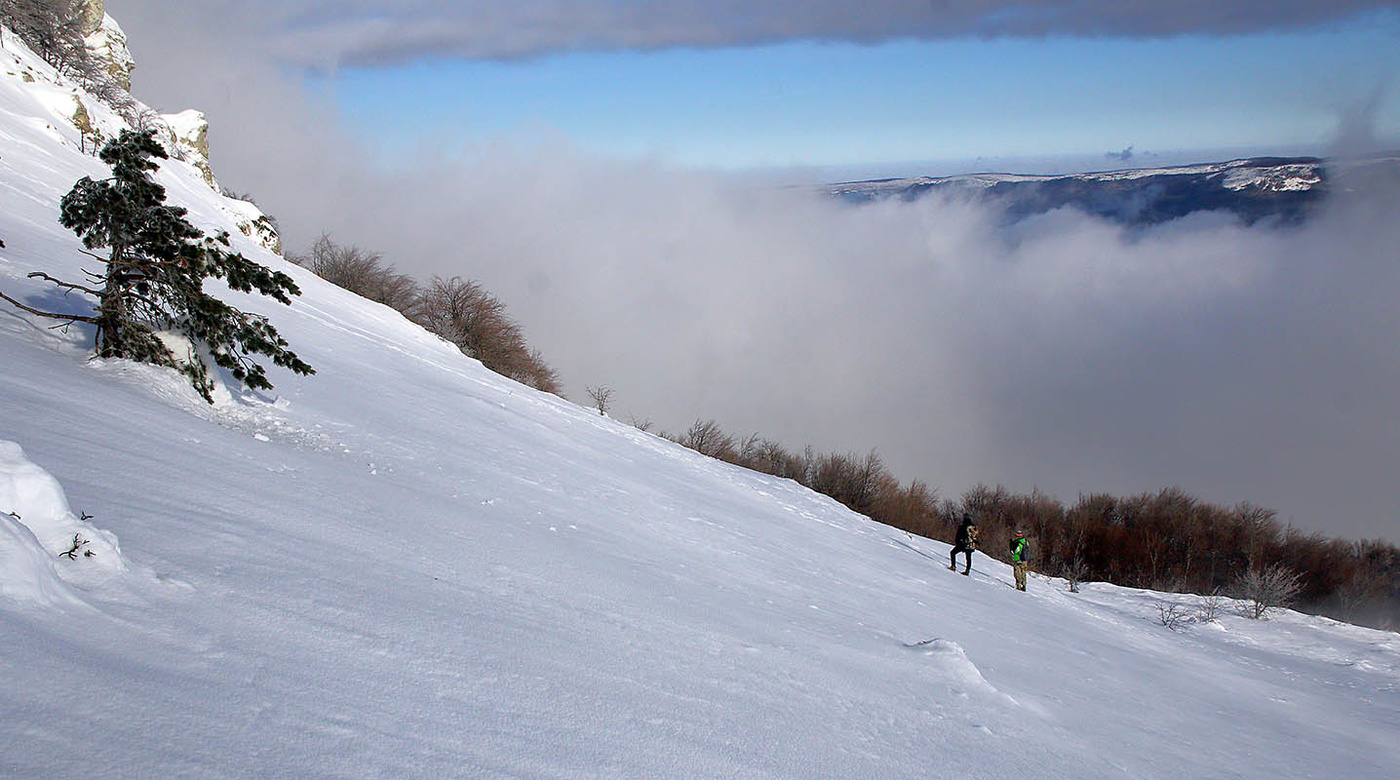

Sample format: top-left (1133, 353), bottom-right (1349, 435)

top-left (949, 513), bottom-right (978, 575)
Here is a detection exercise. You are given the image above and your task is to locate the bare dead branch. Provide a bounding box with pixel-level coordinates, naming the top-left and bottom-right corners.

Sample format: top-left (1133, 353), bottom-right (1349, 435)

top-left (59, 533), bottom-right (90, 560)
top-left (0, 288), bottom-right (98, 324)
top-left (25, 271), bottom-right (102, 297)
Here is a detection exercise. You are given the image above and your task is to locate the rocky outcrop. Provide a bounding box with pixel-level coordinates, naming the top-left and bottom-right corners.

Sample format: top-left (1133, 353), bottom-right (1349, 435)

top-left (70, 92), bottom-right (94, 139)
top-left (156, 109), bottom-right (283, 254)
top-left (76, 0), bottom-right (106, 35)
top-left (160, 109), bottom-right (217, 188)
top-left (79, 2), bottom-right (133, 92)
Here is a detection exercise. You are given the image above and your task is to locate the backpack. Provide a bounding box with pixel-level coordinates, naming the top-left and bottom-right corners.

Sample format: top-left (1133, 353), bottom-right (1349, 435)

top-left (1009, 536), bottom-right (1028, 561)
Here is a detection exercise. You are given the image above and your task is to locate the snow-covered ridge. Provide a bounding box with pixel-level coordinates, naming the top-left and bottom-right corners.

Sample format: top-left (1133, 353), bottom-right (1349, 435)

top-left (830, 157), bottom-right (1325, 195)
top-left (826, 157), bottom-right (1331, 225)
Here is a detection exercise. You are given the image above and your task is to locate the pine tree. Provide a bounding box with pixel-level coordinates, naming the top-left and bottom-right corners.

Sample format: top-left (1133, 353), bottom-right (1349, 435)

top-left (0, 129), bottom-right (313, 402)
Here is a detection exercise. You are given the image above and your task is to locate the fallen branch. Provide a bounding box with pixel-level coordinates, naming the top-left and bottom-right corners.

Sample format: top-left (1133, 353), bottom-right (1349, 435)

top-left (59, 533), bottom-right (91, 560)
top-left (0, 288), bottom-right (98, 324)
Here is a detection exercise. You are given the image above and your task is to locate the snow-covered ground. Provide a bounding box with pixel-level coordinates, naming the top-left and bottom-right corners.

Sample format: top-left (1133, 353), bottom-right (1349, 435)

top-left (2, 26), bottom-right (1398, 779)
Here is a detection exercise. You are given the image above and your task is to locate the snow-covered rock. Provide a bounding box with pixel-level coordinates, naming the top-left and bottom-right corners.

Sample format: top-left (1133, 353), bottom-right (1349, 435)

top-left (158, 108), bottom-right (218, 187)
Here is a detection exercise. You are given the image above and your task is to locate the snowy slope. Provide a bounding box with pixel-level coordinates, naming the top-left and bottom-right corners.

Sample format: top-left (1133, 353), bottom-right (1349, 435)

top-left (2, 28), bottom-right (1398, 780)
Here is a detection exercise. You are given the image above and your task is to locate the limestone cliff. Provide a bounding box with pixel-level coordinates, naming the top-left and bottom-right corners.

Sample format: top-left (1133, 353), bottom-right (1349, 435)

top-left (78, 1), bottom-right (133, 92)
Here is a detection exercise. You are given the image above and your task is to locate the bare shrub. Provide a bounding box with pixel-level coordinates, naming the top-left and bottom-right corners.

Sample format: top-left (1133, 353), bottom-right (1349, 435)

top-left (516, 349), bottom-right (561, 395)
top-left (677, 419), bottom-right (738, 462)
top-left (288, 235), bottom-right (420, 314)
top-left (127, 105), bottom-right (166, 133)
top-left (739, 437), bottom-right (808, 482)
top-left (1197, 589), bottom-right (1225, 623)
top-left (1156, 601), bottom-right (1190, 631)
top-left (413, 275), bottom-right (560, 393)
top-left (287, 235), bottom-right (561, 393)
top-left (872, 479), bottom-right (940, 539)
top-left (810, 450), bottom-right (888, 515)
top-left (1236, 564), bottom-right (1304, 619)
top-left (1, 1), bottom-right (139, 114)
top-left (59, 533), bottom-right (91, 559)
top-left (1064, 557), bottom-right (1089, 593)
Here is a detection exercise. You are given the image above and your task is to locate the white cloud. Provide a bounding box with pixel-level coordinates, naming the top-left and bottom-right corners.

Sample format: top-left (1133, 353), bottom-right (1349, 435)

top-left (250, 143), bottom-right (1398, 541)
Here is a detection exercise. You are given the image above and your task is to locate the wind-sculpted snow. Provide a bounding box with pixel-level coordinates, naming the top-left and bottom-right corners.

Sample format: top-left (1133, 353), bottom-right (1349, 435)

top-left (0, 440), bottom-right (126, 607)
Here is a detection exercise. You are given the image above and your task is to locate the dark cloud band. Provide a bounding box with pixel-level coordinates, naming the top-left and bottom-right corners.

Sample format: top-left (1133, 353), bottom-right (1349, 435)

top-left (227, 0), bottom-right (1400, 67)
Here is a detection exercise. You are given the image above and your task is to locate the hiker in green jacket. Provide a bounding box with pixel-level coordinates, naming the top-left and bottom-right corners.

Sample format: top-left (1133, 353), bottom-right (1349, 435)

top-left (1010, 530), bottom-right (1029, 591)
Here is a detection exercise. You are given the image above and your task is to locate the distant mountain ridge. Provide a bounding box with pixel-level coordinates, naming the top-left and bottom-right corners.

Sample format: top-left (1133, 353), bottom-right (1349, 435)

top-left (828, 154), bottom-right (1398, 226)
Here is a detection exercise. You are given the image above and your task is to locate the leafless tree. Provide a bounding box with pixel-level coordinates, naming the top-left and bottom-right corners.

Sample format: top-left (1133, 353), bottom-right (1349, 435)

top-left (2, 0), bottom-right (88, 72)
top-left (1236, 563), bottom-right (1304, 619)
top-left (1235, 502), bottom-right (1281, 568)
top-left (585, 384), bottom-right (613, 416)
top-left (1064, 557), bottom-right (1090, 593)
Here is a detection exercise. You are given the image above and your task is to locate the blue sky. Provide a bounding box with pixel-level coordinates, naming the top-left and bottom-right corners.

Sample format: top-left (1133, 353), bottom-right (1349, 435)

top-left (321, 14), bottom-right (1400, 172)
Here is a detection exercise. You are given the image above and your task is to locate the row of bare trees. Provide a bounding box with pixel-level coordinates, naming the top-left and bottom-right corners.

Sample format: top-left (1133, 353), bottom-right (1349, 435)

top-left (1, 0), bottom-right (136, 115)
top-left (288, 235), bottom-right (560, 393)
top-left (663, 418), bottom-right (1400, 631)
top-left (2, 0), bottom-right (90, 72)
top-left (953, 484), bottom-right (1398, 627)
top-left (665, 421), bottom-right (944, 542)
